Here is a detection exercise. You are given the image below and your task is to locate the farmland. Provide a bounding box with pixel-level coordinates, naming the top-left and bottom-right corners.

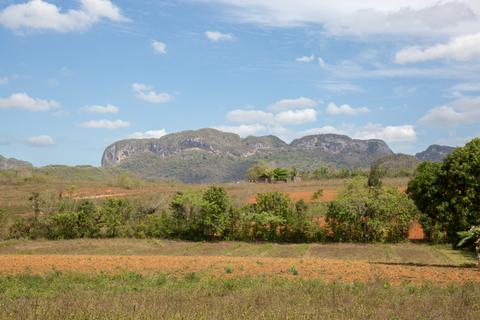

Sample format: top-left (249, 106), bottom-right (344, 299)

top-left (0, 172), bottom-right (478, 319)
top-left (0, 240), bottom-right (478, 319)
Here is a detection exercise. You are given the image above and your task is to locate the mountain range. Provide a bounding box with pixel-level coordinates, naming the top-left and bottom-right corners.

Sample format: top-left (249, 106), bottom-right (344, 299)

top-left (101, 128), bottom-right (455, 183)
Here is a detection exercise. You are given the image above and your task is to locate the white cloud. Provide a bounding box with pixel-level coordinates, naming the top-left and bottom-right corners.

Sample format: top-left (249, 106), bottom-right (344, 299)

top-left (214, 124), bottom-right (266, 137)
top-left (300, 126), bottom-right (348, 136)
top-left (275, 108), bottom-right (317, 125)
top-left (296, 55), bottom-right (314, 63)
top-left (0, 76), bottom-right (8, 85)
top-left (0, 92), bottom-right (59, 111)
top-left (420, 96), bottom-right (480, 128)
top-left (132, 83), bottom-right (173, 104)
top-left (127, 129), bottom-right (167, 139)
top-left (205, 30), bottom-right (233, 42)
top-left (396, 32), bottom-right (480, 64)
top-left (269, 97), bottom-right (317, 112)
top-left (226, 109), bottom-right (274, 124)
top-left (25, 135), bottom-right (55, 147)
top-left (82, 104), bottom-right (119, 114)
top-left (326, 102), bottom-right (370, 116)
top-left (198, 1), bottom-right (480, 37)
top-left (298, 123), bottom-right (417, 143)
top-left (451, 82), bottom-right (480, 92)
top-left (318, 57), bottom-right (326, 68)
top-left (355, 123), bottom-right (417, 143)
top-left (317, 81), bottom-right (362, 93)
top-left (0, 0), bottom-right (128, 32)
top-left (80, 119), bottom-right (130, 129)
top-left (152, 40), bottom-right (166, 54)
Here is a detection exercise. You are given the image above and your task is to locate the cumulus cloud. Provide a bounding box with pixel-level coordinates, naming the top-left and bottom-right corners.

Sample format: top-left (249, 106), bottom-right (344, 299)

top-left (269, 97), bottom-right (317, 112)
top-left (226, 109), bottom-right (274, 124)
top-left (355, 123), bottom-right (417, 143)
top-left (80, 119), bottom-right (130, 129)
top-left (0, 0), bottom-right (128, 32)
top-left (127, 129), bottom-right (167, 139)
top-left (296, 55), bottom-right (314, 63)
top-left (132, 83), bottom-right (173, 104)
top-left (152, 40), bottom-right (166, 54)
top-left (214, 124), bottom-right (266, 137)
top-left (275, 108), bottom-right (317, 125)
top-left (0, 92), bottom-right (59, 111)
top-left (205, 30), bottom-right (233, 42)
top-left (82, 104), bottom-right (119, 114)
top-left (298, 123), bottom-right (417, 143)
top-left (325, 102), bottom-right (369, 116)
top-left (396, 32), bottom-right (480, 64)
top-left (198, 1), bottom-right (479, 37)
top-left (420, 97), bottom-right (480, 128)
top-left (25, 135), bottom-right (55, 147)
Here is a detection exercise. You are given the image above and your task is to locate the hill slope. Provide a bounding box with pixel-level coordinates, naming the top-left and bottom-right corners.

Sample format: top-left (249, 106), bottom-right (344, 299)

top-left (0, 155), bottom-right (33, 170)
top-left (374, 154), bottom-right (421, 177)
top-left (102, 128), bottom-right (394, 183)
top-left (415, 145), bottom-right (455, 162)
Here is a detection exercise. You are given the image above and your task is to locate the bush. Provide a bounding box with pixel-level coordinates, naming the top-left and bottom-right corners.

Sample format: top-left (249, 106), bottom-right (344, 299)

top-left (327, 177), bottom-right (418, 243)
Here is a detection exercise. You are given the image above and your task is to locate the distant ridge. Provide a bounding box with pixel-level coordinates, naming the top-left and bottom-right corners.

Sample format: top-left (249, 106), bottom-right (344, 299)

top-left (0, 155), bottom-right (33, 170)
top-left (415, 145), bottom-right (456, 162)
top-left (102, 128), bottom-right (394, 183)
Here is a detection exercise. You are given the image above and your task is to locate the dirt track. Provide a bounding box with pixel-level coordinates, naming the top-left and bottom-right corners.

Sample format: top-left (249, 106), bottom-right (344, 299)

top-left (0, 255), bottom-right (478, 286)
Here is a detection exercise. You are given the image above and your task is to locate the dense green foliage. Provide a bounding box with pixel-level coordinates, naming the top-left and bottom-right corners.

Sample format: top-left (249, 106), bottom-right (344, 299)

top-left (408, 138), bottom-right (480, 245)
top-left (8, 178), bottom-right (420, 243)
top-left (327, 177), bottom-right (418, 243)
top-left (246, 163), bottom-right (297, 182)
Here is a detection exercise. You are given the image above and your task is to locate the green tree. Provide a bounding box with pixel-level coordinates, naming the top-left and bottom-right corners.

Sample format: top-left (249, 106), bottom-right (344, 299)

top-left (169, 191), bottom-right (205, 239)
top-left (408, 138), bottom-right (480, 245)
top-left (246, 162), bottom-right (271, 182)
top-left (200, 186), bottom-right (232, 239)
top-left (99, 198), bottom-right (134, 238)
top-left (272, 168), bottom-right (290, 182)
top-left (327, 177), bottom-right (418, 242)
top-left (367, 163), bottom-right (383, 188)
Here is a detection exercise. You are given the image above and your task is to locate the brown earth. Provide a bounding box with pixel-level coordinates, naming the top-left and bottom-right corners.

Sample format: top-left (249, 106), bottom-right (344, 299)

top-left (0, 255), bottom-right (477, 286)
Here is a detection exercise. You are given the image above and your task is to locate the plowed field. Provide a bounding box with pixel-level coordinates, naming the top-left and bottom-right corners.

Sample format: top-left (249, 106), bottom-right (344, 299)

top-left (1, 255), bottom-right (478, 286)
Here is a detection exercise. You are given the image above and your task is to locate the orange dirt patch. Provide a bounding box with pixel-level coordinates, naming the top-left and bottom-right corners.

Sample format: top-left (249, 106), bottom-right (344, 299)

top-left (0, 255), bottom-right (477, 286)
top-left (408, 222), bottom-right (425, 240)
top-left (247, 189), bottom-right (338, 204)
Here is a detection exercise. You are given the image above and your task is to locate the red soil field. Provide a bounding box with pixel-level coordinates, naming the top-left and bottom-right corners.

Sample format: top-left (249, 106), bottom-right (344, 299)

top-left (0, 255), bottom-right (477, 286)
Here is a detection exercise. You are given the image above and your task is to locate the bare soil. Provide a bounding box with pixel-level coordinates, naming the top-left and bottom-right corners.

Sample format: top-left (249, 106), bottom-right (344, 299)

top-left (0, 254), bottom-right (477, 286)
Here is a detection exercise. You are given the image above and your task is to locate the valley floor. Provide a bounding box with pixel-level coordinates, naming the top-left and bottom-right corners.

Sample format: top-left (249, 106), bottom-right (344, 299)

top-left (0, 239), bottom-right (478, 319)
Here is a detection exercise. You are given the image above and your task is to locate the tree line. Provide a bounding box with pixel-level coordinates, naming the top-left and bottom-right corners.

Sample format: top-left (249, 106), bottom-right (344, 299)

top-left (7, 178), bottom-right (418, 243)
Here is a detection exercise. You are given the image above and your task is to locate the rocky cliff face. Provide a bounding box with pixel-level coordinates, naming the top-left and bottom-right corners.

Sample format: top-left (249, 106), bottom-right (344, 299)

top-left (415, 145), bottom-right (456, 162)
top-left (101, 128), bottom-right (394, 183)
top-left (0, 155), bottom-right (33, 170)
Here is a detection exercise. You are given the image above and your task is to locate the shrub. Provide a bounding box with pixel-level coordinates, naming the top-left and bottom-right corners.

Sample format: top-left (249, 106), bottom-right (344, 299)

top-left (327, 177), bottom-right (418, 243)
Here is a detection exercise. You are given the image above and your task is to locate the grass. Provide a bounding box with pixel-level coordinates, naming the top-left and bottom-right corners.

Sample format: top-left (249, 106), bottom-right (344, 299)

top-left (0, 271), bottom-right (478, 319)
top-left (1, 239), bottom-right (474, 266)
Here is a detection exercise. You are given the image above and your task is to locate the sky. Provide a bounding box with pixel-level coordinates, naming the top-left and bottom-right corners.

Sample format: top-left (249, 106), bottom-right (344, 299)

top-left (0, 0), bottom-right (479, 166)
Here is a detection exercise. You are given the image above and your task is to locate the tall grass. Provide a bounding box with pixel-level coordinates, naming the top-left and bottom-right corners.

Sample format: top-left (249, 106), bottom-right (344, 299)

top-left (0, 272), bottom-right (478, 319)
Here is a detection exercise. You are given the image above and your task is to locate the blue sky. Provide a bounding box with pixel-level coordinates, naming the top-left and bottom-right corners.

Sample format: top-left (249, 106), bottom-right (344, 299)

top-left (0, 0), bottom-right (479, 166)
